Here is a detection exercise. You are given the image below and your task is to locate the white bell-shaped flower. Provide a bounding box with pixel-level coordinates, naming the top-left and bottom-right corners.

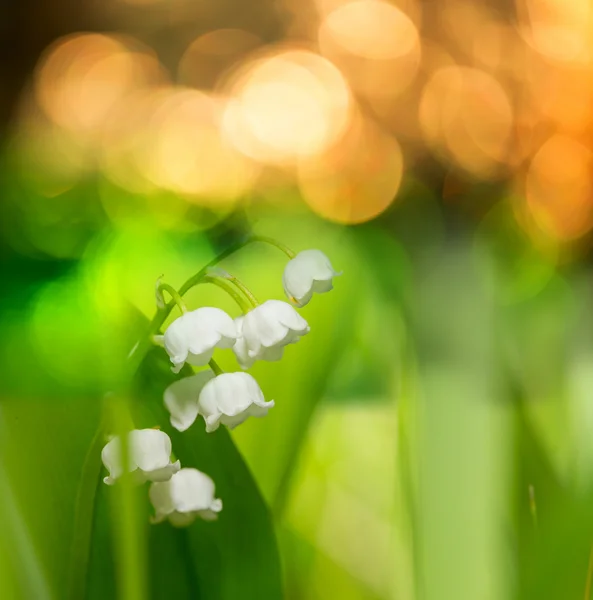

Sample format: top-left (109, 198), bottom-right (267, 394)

top-left (149, 468), bottom-right (223, 527)
top-left (232, 300), bottom-right (309, 369)
top-left (164, 307), bottom-right (238, 373)
top-left (101, 429), bottom-right (180, 485)
top-left (197, 372), bottom-right (274, 432)
top-left (164, 371), bottom-right (215, 432)
top-left (282, 249), bottom-right (341, 307)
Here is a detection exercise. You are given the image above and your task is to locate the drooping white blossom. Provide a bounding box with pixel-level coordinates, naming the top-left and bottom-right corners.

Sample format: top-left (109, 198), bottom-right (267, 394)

top-left (197, 372), bottom-right (274, 432)
top-left (149, 468), bottom-right (223, 527)
top-left (232, 300), bottom-right (309, 369)
top-left (163, 307), bottom-right (238, 373)
top-left (101, 429), bottom-right (180, 485)
top-left (164, 371), bottom-right (215, 432)
top-left (282, 249), bottom-right (340, 307)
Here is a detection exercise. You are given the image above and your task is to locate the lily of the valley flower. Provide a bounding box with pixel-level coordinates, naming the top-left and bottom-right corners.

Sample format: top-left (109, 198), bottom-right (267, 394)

top-left (101, 429), bottom-right (180, 485)
top-left (164, 371), bottom-right (215, 432)
top-left (232, 300), bottom-right (309, 369)
top-left (164, 307), bottom-right (238, 373)
top-left (149, 468), bottom-right (223, 527)
top-left (197, 372), bottom-right (274, 432)
top-left (282, 249), bottom-right (340, 307)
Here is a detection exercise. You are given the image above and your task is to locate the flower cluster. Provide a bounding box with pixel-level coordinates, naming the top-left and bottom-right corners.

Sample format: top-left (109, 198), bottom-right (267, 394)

top-left (100, 247), bottom-right (339, 527)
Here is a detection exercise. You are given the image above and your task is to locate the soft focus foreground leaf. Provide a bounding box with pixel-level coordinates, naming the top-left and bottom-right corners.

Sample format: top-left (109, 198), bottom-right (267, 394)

top-left (0, 397), bottom-right (101, 600)
top-left (408, 240), bottom-right (512, 600)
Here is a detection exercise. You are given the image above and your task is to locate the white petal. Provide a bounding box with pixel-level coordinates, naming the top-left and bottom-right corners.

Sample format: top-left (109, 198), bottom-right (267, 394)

top-left (163, 315), bottom-right (193, 366)
top-left (101, 429), bottom-right (178, 485)
top-left (101, 436), bottom-right (124, 485)
top-left (168, 512), bottom-right (197, 527)
top-left (185, 307), bottom-right (238, 356)
top-left (149, 468), bottom-right (222, 527)
top-left (149, 479), bottom-right (176, 521)
top-left (220, 401), bottom-right (274, 429)
top-left (139, 461), bottom-right (181, 483)
top-left (185, 349), bottom-right (215, 367)
top-left (204, 413), bottom-right (222, 433)
top-left (198, 373), bottom-right (253, 418)
top-left (241, 300), bottom-right (309, 357)
top-left (258, 345), bottom-right (285, 362)
top-left (170, 468), bottom-right (219, 513)
top-left (232, 316), bottom-right (255, 370)
top-left (197, 372), bottom-right (273, 431)
top-left (267, 300), bottom-right (309, 335)
top-left (130, 429), bottom-right (173, 473)
top-left (282, 249), bottom-right (340, 306)
top-left (164, 372), bottom-right (215, 431)
top-left (243, 304), bottom-right (287, 351)
top-left (163, 308), bottom-right (238, 370)
top-left (197, 508), bottom-right (221, 522)
top-left (233, 336), bottom-right (255, 369)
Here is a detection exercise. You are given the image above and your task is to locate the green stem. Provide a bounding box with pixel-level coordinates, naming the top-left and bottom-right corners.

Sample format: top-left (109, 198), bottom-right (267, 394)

top-left (151, 335), bottom-right (164, 347)
top-left (157, 283), bottom-right (187, 315)
top-left (209, 358), bottom-right (224, 376)
top-left (202, 276), bottom-right (252, 313)
top-left (223, 273), bottom-right (259, 307)
top-left (250, 235), bottom-right (296, 259)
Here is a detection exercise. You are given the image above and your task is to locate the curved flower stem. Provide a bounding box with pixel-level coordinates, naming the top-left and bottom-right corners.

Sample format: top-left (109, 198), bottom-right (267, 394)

top-left (151, 335), bottom-right (164, 347)
top-left (208, 358), bottom-right (224, 376)
top-left (129, 234), bottom-right (294, 371)
top-left (250, 235), bottom-right (296, 259)
top-left (157, 283), bottom-right (187, 315)
top-left (201, 276), bottom-right (252, 313)
top-left (221, 274), bottom-right (259, 308)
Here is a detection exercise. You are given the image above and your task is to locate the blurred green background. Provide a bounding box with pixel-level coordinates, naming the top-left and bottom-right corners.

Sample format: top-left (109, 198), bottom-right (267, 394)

top-left (1, 0), bottom-right (593, 598)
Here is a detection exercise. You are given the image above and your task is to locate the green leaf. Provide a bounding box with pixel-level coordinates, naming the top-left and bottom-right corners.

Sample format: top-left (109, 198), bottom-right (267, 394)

top-left (134, 349), bottom-right (283, 600)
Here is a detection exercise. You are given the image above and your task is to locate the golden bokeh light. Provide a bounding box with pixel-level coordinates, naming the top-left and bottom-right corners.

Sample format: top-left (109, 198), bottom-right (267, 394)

top-left (99, 87), bottom-right (167, 193)
top-left (525, 135), bottom-right (593, 240)
top-left (420, 66), bottom-right (513, 178)
top-left (314, 0), bottom-right (421, 25)
top-left (34, 34), bottom-right (163, 136)
top-left (178, 29), bottom-right (262, 89)
top-left (320, 0), bottom-right (417, 60)
top-left (12, 0), bottom-right (593, 241)
top-left (298, 114), bottom-right (403, 224)
top-left (528, 63), bottom-right (593, 135)
top-left (144, 89), bottom-right (258, 201)
top-left (100, 87), bottom-right (257, 201)
top-left (221, 49), bottom-right (353, 166)
top-left (318, 0), bottom-right (421, 101)
top-left (516, 0), bottom-right (592, 65)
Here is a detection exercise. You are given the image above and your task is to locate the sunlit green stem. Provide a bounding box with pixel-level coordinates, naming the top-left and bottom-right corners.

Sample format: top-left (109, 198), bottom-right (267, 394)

top-left (157, 283), bottom-right (187, 315)
top-left (222, 273), bottom-right (259, 307)
top-left (250, 235), bottom-right (296, 259)
top-left (208, 358), bottom-right (223, 376)
top-left (151, 335), bottom-right (164, 347)
top-left (202, 276), bottom-right (252, 313)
